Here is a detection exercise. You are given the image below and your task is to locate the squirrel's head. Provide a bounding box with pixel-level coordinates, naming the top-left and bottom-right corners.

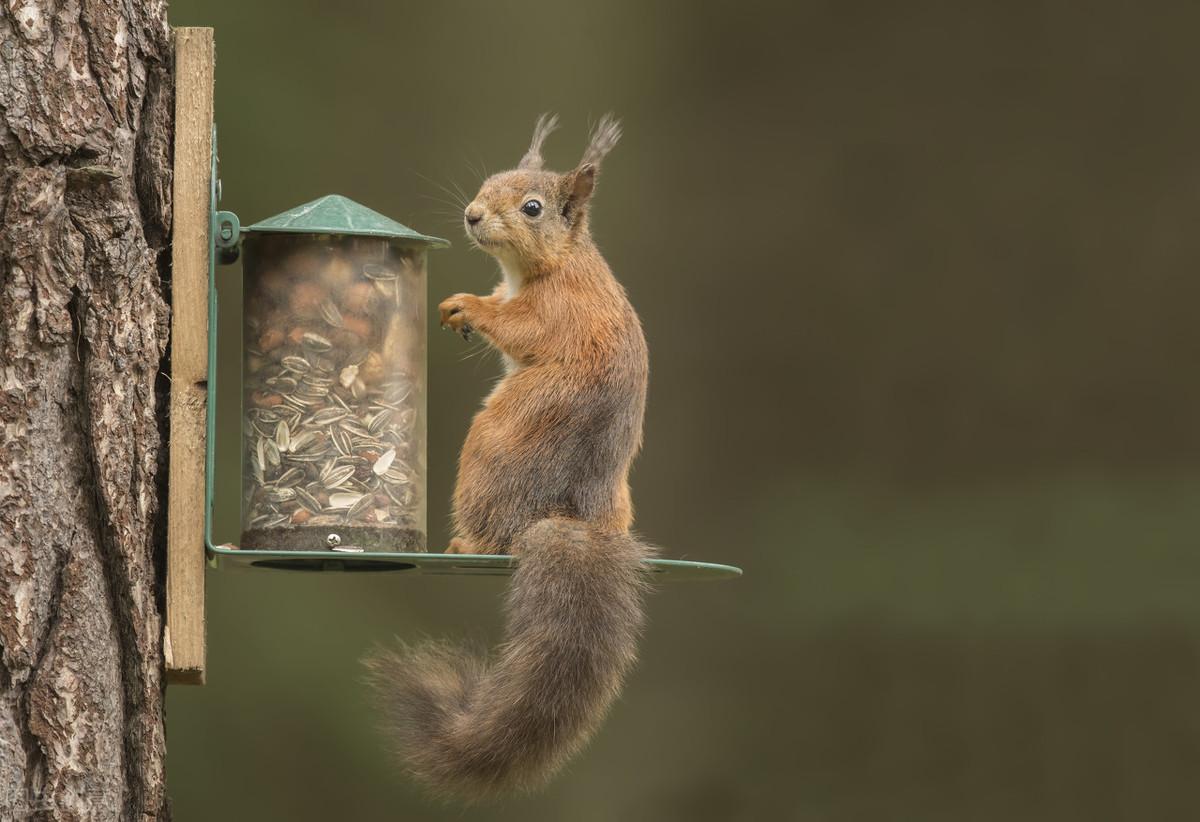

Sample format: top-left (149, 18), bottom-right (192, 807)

top-left (464, 114), bottom-right (621, 271)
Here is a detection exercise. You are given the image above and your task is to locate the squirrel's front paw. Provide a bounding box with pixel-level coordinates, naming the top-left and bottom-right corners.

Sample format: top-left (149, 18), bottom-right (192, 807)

top-left (439, 293), bottom-right (477, 340)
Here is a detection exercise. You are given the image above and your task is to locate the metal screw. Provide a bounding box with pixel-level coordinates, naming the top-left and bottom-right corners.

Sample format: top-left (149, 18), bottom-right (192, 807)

top-left (326, 533), bottom-right (341, 548)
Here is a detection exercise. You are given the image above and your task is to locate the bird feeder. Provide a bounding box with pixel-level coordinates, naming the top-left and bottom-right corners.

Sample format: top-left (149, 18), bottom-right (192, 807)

top-left (163, 28), bottom-right (739, 685)
top-left (206, 193), bottom-right (446, 569)
top-left (230, 196), bottom-right (440, 555)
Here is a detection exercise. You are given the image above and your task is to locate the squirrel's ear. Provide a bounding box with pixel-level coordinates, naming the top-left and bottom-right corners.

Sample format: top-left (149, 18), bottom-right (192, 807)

top-left (518, 113), bottom-right (559, 170)
top-left (580, 114), bottom-right (622, 168)
top-left (560, 163), bottom-right (596, 225)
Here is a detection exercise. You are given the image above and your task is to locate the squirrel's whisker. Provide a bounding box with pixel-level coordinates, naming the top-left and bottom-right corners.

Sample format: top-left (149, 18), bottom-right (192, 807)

top-left (419, 194), bottom-right (468, 214)
top-left (415, 171), bottom-right (469, 211)
top-left (449, 178), bottom-right (471, 206)
top-left (464, 154), bottom-right (489, 184)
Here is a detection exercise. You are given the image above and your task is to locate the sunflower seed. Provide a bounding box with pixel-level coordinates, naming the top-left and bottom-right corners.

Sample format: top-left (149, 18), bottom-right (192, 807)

top-left (276, 467), bottom-right (304, 487)
top-left (301, 332), bottom-right (332, 352)
top-left (347, 493), bottom-right (374, 519)
top-left (320, 299), bottom-right (343, 328)
top-left (328, 492), bottom-right (362, 510)
top-left (305, 407), bottom-right (349, 427)
top-left (321, 464), bottom-right (356, 489)
top-left (288, 431), bottom-right (321, 453)
top-left (368, 408), bottom-right (393, 434)
top-left (275, 421), bottom-right (290, 452)
top-left (331, 428), bottom-right (354, 457)
top-left (373, 448), bottom-right (396, 476)
top-left (383, 383), bottom-right (412, 405)
top-left (285, 450), bottom-right (327, 463)
top-left (266, 375), bottom-right (298, 393)
top-left (294, 486), bottom-right (322, 513)
top-left (263, 486), bottom-right (296, 504)
top-left (339, 416), bottom-right (370, 437)
top-left (281, 355), bottom-right (310, 373)
top-left (382, 466), bottom-right (410, 485)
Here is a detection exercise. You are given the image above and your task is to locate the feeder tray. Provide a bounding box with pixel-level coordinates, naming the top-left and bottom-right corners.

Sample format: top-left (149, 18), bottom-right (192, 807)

top-left (207, 545), bottom-right (742, 579)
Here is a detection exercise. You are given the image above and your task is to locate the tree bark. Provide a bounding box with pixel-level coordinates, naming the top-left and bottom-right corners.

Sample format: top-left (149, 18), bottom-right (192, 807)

top-left (0, 1), bottom-right (173, 820)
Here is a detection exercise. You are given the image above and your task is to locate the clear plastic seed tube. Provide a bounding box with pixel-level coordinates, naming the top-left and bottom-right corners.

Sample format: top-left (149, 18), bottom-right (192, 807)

top-left (240, 233), bottom-right (427, 552)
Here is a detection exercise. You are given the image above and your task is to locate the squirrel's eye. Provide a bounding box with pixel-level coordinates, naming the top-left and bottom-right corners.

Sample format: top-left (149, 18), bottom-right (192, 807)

top-left (521, 199), bottom-right (543, 218)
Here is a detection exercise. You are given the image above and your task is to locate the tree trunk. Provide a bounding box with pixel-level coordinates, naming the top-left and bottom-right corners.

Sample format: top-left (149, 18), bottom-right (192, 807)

top-left (0, 1), bottom-right (174, 819)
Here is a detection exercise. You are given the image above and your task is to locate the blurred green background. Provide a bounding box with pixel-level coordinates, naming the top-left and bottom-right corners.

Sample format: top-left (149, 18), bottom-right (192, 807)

top-left (165, 1), bottom-right (1200, 819)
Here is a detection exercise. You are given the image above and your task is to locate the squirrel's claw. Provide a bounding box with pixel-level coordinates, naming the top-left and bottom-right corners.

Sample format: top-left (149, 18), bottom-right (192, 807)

top-left (439, 294), bottom-right (475, 339)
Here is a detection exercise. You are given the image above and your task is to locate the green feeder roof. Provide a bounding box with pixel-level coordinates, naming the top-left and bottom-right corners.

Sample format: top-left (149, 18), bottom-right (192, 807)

top-left (244, 194), bottom-right (448, 247)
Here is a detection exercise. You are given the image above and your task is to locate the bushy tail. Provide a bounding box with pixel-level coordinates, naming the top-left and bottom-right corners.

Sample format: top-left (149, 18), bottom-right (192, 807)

top-left (363, 518), bottom-right (652, 799)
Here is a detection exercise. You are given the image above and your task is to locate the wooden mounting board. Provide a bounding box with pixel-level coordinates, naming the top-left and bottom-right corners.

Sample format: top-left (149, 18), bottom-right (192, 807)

top-left (165, 27), bottom-right (214, 685)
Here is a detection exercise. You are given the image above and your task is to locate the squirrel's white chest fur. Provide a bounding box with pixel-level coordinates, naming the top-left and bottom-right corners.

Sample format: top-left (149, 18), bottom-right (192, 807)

top-left (497, 259), bottom-right (523, 374)
top-left (499, 259), bottom-right (523, 301)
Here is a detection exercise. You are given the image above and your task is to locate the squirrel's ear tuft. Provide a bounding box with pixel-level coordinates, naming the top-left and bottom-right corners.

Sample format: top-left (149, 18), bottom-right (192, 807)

top-left (560, 163), bottom-right (597, 225)
top-left (580, 113), bottom-right (622, 168)
top-left (518, 113), bottom-right (560, 170)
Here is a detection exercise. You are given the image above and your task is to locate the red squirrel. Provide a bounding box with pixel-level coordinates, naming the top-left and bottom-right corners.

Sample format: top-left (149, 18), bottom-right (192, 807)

top-left (364, 115), bottom-right (652, 798)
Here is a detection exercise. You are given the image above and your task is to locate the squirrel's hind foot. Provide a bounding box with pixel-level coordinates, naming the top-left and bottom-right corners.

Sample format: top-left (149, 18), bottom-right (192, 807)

top-left (445, 537), bottom-right (497, 555)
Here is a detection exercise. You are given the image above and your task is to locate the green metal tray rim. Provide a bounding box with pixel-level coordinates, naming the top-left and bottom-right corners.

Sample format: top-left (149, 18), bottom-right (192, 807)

top-left (205, 545), bottom-right (742, 581)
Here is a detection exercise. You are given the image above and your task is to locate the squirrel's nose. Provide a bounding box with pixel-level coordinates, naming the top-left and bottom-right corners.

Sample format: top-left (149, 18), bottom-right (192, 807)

top-left (465, 204), bottom-right (484, 226)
